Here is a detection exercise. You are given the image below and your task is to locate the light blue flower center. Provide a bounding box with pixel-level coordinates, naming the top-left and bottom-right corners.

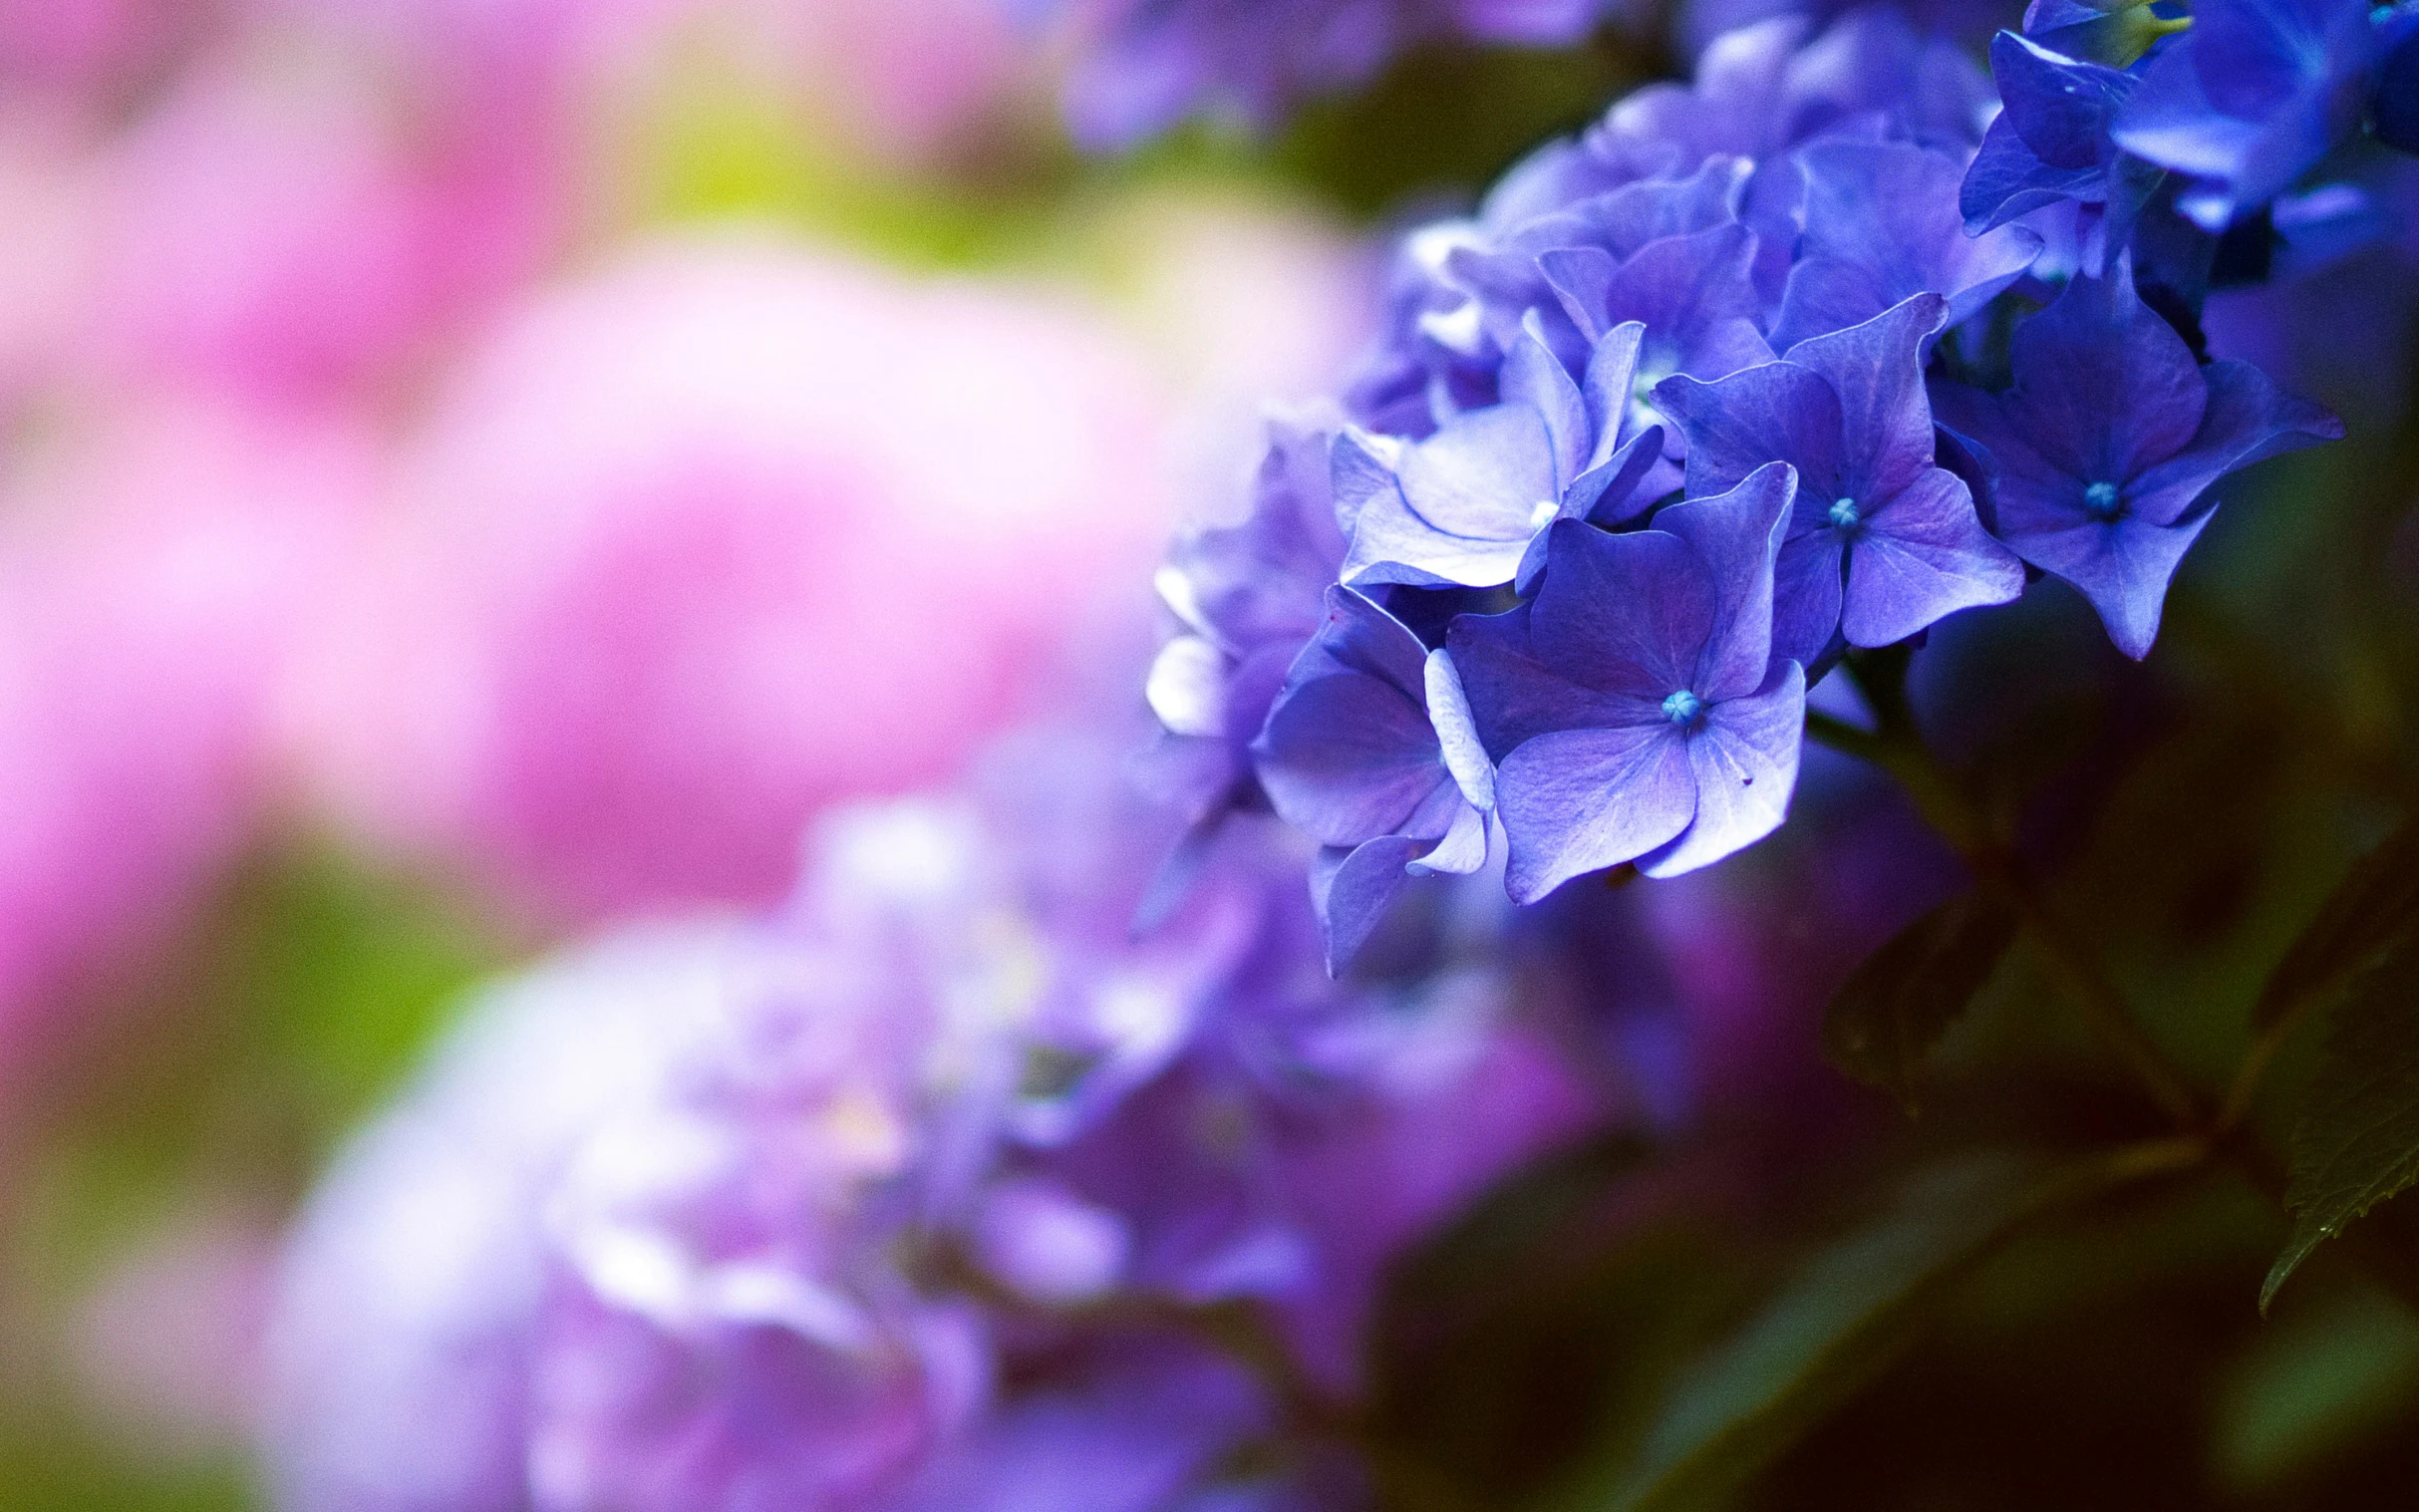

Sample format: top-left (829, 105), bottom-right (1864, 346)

top-left (1828, 496), bottom-right (1861, 529)
top-left (2083, 479), bottom-right (2122, 520)
top-left (1662, 689), bottom-right (1704, 726)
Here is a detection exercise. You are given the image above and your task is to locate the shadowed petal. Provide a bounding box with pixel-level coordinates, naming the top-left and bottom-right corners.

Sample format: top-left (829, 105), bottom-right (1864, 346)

top-left (2123, 357), bottom-right (2343, 526)
top-left (1253, 590), bottom-right (1441, 846)
top-left (1772, 527), bottom-right (1847, 670)
top-left (1780, 293), bottom-right (1949, 500)
top-left (1773, 141), bottom-right (2042, 349)
top-left (2000, 265), bottom-right (2205, 482)
top-left (1844, 467), bottom-right (2026, 646)
top-left (1655, 363), bottom-right (1846, 499)
top-left (1312, 837), bottom-right (1420, 976)
top-left (1654, 460), bottom-right (1795, 701)
top-left (2014, 505), bottom-right (2218, 659)
top-left (1526, 518), bottom-right (1713, 698)
top-left (1450, 604), bottom-right (1639, 761)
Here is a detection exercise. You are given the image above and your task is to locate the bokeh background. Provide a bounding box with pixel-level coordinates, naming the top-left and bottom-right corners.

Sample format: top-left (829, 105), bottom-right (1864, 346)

top-left (0, 2), bottom-right (1643, 1504)
top-left (10, 1), bottom-right (2419, 1508)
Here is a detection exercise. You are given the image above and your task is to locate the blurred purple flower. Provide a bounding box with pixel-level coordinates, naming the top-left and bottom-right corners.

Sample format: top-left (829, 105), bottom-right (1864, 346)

top-left (2111, 0), bottom-right (2384, 229)
top-left (1147, 413), bottom-right (1350, 831)
top-left (1041, 0), bottom-right (1614, 149)
top-left (1931, 261), bottom-right (2341, 657)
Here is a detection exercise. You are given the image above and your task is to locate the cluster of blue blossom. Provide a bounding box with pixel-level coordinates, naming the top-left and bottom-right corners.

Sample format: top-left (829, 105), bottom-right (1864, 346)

top-left (1149, 2), bottom-right (2403, 965)
top-left (1018, 0), bottom-right (1619, 147)
top-left (263, 724), bottom-right (1611, 1512)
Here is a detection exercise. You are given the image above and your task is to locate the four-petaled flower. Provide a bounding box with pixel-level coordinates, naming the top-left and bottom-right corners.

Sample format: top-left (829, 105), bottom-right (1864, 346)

top-left (1655, 293), bottom-right (2025, 671)
top-left (1930, 262), bottom-right (2342, 658)
top-left (1449, 462), bottom-right (1805, 903)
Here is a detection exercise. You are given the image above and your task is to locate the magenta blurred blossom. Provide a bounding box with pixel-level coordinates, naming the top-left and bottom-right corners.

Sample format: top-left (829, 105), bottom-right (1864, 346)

top-left (291, 236), bottom-right (1177, 921)
top-left (0, 403), bottom-right (367, 1081)
top-left (91, 50), bottom-right (553, 411)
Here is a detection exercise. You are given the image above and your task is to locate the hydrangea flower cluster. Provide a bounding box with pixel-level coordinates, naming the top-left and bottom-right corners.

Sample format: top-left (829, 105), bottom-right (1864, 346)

top-left (1149, 4), bottom-right (2376, 963)
top-left (264, 722), bottom-right (1611, 1511)
top-left (1020, 0), bottom-right (1617, 148)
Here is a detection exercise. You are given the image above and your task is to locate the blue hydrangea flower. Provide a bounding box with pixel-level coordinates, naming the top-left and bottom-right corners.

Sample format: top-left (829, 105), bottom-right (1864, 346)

top-left (1654, 293), bottom-right (2025, 669)
top-left (2110, 0), bottom-right (2386, 228)
top-left (1770, 140), bottom-right (2045, 350)
top-left (1448, 462), bottom-right (1806, 901)
top-left (1340, 318), bottom-right (1666, 590)
top-left (1252, 587), bottom-right (1496, 967)
top-left (1931, 262), bottom-right (2342, 657)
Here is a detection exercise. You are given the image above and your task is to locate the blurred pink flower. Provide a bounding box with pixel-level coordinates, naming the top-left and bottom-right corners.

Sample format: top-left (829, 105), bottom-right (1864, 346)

top-left (0, 403), bottom-right (367, 1082)
top-left (292, 234), bottom-right (1177, 922)
top-left (757, 0), bottom-right (1030, 163)
top-left (89, 49), bottom-right (554, 412)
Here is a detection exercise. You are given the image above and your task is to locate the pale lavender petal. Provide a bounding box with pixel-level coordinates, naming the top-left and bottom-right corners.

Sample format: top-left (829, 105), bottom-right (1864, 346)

top-left (1396, 404), bottom-right (1560, 539)
top-left (1406, 800), bottom-right (1489, 877)
top-left (1500, 317), bottom-right (1591, 488)
top-left (1423, 649), bottom-right (1496, 811)
top-left (1579, 321), bottom-right (1649, 467)
top-left (1498, 725), bottom-right (1696, 903)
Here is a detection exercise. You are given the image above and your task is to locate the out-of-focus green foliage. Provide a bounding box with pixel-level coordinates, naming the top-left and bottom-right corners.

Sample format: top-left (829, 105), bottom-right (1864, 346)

top-left (0, 843), bottom-right (510, 1512)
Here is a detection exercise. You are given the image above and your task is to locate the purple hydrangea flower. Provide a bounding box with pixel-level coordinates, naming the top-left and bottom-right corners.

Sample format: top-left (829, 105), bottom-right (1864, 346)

top-left (2110, 0), bottom-right (2386, 229)
top-left (1770, 140), bottom-right (2045, 350)
top-left (1340, 319), bottom-right (1666, 591)
top-left (1654, 293), bottom-right (2025, 669)
top-left (1146, 413), bottom-right (1349, 830)
top-left (1345, 9), bottom-right (1997, 441)
top-left (1930, 262), bottom-right (2343, 657)
top-left (1448, 462), bottom-right (1807, 901)
top-left (1252, 586), bottom-right (1497, 966)
top-left (1046, 0), bottom-right (1614, 150)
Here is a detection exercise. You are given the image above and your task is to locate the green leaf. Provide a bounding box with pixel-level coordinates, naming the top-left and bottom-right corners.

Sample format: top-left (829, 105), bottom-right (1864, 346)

top-left (1552, 1141), bottom-right (2199, 1512)
top-left (1821, 890), bottom-right (2019, 1111)
top-left (2257, 814), bottom-right (2419, 1029)
top-left (2264, 936), bottom-right (2419, 1312)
